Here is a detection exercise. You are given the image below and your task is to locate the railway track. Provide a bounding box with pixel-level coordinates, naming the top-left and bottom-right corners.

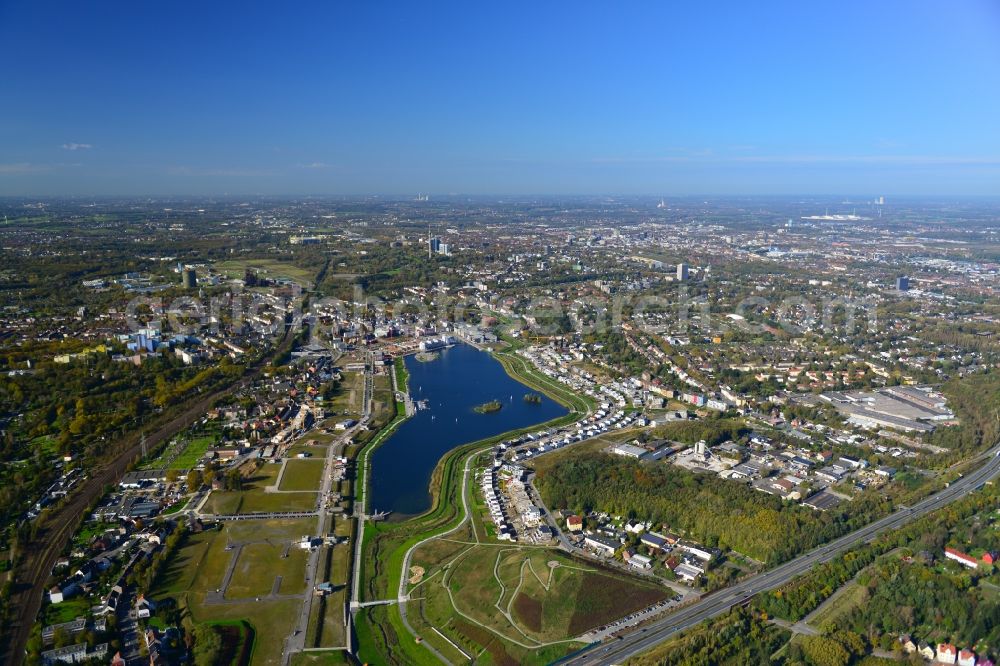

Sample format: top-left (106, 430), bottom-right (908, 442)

top-left (1, 324), bottom-right (296, 664)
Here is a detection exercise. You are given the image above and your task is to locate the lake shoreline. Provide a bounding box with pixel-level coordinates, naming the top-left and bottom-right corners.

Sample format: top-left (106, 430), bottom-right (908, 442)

top-left (368, 343), bottom-right (568, 515)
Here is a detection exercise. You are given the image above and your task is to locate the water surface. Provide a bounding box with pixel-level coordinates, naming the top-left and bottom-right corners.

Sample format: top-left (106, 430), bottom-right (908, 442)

top-left (369, 344), bottom-right (567, 516)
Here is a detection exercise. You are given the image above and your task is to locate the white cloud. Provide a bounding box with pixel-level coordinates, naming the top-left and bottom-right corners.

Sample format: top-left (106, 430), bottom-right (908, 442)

top-left (61, 143), bottom-right (92, 151)
top-left (298, 162), bottom-right (331, 169)
top-left (0, 162), bottom-right (48, 174)
top-left (166, 166), bottom-right (275, 177)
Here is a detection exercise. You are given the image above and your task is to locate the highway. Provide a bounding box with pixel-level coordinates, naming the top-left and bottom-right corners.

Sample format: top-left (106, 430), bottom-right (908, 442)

top-left (564, 443), bottom-right (1000, 666)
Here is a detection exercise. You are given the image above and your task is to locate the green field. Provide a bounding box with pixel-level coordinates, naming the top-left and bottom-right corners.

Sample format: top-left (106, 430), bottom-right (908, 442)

top-left (151, 518), bottom-right (317, 666)
top-left (410, 541), bottom-right (668, 648)
top-left (394, 356), bottom-right (408, 392)
top-left (240, 489), bottom-right (318, 513)
top-left (287, 442), bottom-right (329, 458)
top-left (143, 422), bottom-right (223, 470)
top-left (205, 489), bottom-right (318, 514)
top-left (805, 581), bottom-right (867, 631)
top-left (208, 620), bottom-right (255, 666)
top-left (42, 597), bottom-right (91, 626)
top-left (30, 435), bottom-right (58, 456)
top-left (201, 491), bottom-right (242, 516)
top-left (227, 542), bottom-right (309, 598)
top-left (280, 459), bottom-right (326, 491)
top-left (216, 258), bottom-right (318, 287)
top-left (527, 429), bottom-right (638, 476)
top-left (202, 462), bottom-right (319, 514)
top-left (327, 370), bottom-right (364, 420)
top-left (171, 435), bottom-right (218, 469)
top-left (290, 652), bottom-right (350, 666)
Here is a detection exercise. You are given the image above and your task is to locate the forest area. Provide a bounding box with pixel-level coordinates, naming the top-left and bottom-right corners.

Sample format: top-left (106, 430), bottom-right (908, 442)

top-left (925, 369), bottom-right (1000, 460)
top-left (534, 453), bottom-right (894, 564)
top-left (755, 485), bottom-right (1000, 660)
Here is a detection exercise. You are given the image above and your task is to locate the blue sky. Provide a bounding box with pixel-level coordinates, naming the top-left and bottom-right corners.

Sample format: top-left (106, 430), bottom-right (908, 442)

top-left (2, 1), bottom-right (1000, 195)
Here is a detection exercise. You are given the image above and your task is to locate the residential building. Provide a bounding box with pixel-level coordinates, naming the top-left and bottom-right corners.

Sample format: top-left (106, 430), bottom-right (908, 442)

top-left (41, 643), bottom-right (108, 665)
top-left (937, 643), bottom-right (957, 665)
top-left (629, 554), bottom-right (652, 569)
top-left (583, 534), bottom-right (619, 556)
top-left (945, 547), bottom-right (980, 569)
top-left (640, 532), bottom-right (667, 551)
top-left (682, 543), bottom-right (713, 561)
top-left (674, 562), bottom-right (703, 581)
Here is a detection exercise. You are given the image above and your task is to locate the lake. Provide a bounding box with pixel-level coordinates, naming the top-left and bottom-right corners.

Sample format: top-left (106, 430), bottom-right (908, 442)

top-left (368, 343), bottom-right (567, 516)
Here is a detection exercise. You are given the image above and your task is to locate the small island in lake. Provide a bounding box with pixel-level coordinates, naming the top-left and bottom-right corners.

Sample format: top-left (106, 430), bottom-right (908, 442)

top-left (414, 351), bottom-right (440, 362)
top-left (523, 393), bottom-right (543, 404)
top-left (473, 399), bottom-right (503, 414)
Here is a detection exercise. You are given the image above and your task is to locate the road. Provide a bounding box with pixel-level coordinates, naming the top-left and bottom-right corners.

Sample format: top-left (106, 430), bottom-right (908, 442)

top-left (563, 443), bottom-right (1000, 666)
top-left (116, 587), bottom-right (143, 666)
top-left (282, 432), bottom-right (340, 661)
top-left (1, 321), bottom-right (298, 666)
top-left (349, 353), bottom-right (376, 609)
top-left (285, 352), bottom-right (375, 662)
top-left (524, 472), bottom-right (694, 599)
top-left (528, 472), bottom-right (575, 551)
top-left (394, 448), bottom-right (480, 664)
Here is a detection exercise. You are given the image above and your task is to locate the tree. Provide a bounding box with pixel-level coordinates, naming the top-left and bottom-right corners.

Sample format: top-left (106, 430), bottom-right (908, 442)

top-left (186, 469), bottom-right (203, 490)
top-left (224, 468), bottom-right (242, 491)
top-left (192, 624), bottom-right (222, 664)
top-left (51, 626), bottom-right (71, 649)
top-left (801, 635), bottom-right (850, 666)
